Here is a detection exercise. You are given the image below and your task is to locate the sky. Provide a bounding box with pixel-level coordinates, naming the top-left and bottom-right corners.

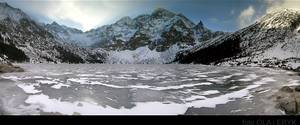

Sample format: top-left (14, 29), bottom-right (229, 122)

top-left (2, 0), bottom-right (300, 32)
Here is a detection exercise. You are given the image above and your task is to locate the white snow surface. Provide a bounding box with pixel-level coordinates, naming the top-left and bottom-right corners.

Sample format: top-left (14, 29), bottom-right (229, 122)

top-left (17, 84), bottom-right (41, 94)
top-left (25, 94), bottom-right (188, 115)
top-left (106, 45), bottom-right (188, 64)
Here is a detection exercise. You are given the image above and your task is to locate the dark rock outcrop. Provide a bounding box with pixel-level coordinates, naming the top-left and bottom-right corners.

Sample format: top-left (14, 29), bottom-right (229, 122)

top-left (273, 85), bottom-right (300, 115)
top-left (0, 63), bottom-right (24, 73)
top-left (280, 86), bottom-right (294, 93)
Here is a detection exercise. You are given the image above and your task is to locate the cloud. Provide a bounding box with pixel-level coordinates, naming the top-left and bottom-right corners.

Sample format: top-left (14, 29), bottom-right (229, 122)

top-left (237, 0), bottom-right (300, 29)
top-left (4, 0), bottom-right (136, 31)
top-left (230, 9), bottom-right (235, 15)
top-left (264, 0), bottom-right (300, 12)
top-left (238, 6), bottom-right (256, 28)
top-left (46, 0), bottom-right (138, 31)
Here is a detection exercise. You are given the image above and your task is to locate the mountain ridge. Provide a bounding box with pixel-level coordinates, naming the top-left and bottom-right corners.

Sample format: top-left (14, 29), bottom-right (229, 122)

top-left (174, 8), bottom-right (300, 71)
top-left (44, 6), bottom-right (224, 64)
top-left (1, 2), bottom-right (299, 69)
top-left (46, 7), bottom-right (224, 52)
top-left (0, 2), bottom-right (106, 64)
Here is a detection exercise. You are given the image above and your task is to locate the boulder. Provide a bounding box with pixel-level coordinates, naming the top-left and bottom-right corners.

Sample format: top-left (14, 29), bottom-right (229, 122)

top-left (278, 99), bottom-right (297, 114)
top-left (280, 86), bottom-right (294, 93)
top-left (295, 86), bottom-right (300, 92)
top-left (0, 64), bottom-right (24, 73)
top-left (295, 93), bottom-right (300, 114)
top-left (294, 67), bottom-right (300, 72)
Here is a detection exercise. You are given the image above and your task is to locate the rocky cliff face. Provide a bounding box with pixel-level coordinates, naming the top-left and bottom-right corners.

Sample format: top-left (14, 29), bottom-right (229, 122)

top-left (174, 9), bottom-right (300, 71)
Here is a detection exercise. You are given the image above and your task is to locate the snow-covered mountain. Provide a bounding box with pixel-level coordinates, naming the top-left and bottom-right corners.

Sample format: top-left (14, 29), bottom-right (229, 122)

top-left (88, 8), bottom-right (223, 52)
top-left (174, 8), bottom-right (300, 71)
top-left (1, 2), bottom-right (299, 68)
top-left (0, 2), bottom-right (106, 63)
top-left (45, 8), bottom-right (223, 64)
top-left (47, 8), bottom-right (223, 51)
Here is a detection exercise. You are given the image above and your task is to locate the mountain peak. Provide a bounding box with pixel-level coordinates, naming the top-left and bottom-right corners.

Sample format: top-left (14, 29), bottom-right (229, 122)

top-left (152, 8), bottom-right (176, 18)
top-left (276, 8), bottom-right (299, 13)
top-left (153, 8), bottom-right (169, 12)
top-left (194, 20), bottom-right (205, 31)
top-left (116, 16), bottom-right (134, 25)
top-left (47, 21), bottom-right (83, 34)
top-left (197, 21), bottom-right (204, 27)
top-left (0, 2), bottom-right (10, 8)
top-left (266, 8), bottom-right (300, 17)
top-left (259, 8), bottom-right (300, 29)
top-left (51, 21), bottom-right (60, 26)
top-left (47, 21), bottom-right (64, 29)
top-left (0, 2), bottom-right (29, 21)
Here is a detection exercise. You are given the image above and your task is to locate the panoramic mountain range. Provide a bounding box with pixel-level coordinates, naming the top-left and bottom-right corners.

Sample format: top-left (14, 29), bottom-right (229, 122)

top-left (46, 8), bottom-right (224, 51)
top-left (45, 7), bottom-right (224, 64)
top-left (0, 2), bottom-right (299, 70)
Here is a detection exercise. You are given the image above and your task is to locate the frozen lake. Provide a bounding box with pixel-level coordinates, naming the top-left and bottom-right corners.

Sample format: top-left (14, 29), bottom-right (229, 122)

top-left (0, 64), bottom-right (299, 115)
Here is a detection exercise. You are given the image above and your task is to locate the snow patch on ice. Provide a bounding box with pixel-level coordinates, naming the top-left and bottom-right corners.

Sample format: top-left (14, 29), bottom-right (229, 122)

top-left (77, 74), bottom-right (96, 77)
top-left (200, 90), bottom-right (220, 96)
top-left (237, 74), bottom-right (259, 82)
top-left (67, 77), bottom-right (213, 90)
top-left (287, 79), bottom-right (300, 86)
top-left (17, 84), bottom-right (41, 94)
top-left (51, 83), bottom-right (70, 89)
top-left (36, 80), bottom-right (58, 85)
top-left (228, 86), bottom-right (239, 90)
top-left (130, 82), bottom-right (213, 91)
top-left (25, 94), bottom-right (187, 115)
top-left (253, 77), bottom-right (276, 85)
top-left (184, 95), bottom-right (206, 102)
top-left (67, 78), bottom-right (125, 88)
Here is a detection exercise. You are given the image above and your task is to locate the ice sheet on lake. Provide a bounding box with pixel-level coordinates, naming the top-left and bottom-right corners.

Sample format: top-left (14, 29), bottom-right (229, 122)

top-left (0, 64), bottom-right (290, 115)
top-left (22, 77), bottom-right (277, 115)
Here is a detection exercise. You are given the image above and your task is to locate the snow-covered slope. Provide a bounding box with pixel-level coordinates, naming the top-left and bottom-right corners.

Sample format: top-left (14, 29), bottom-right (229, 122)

top-left (45, 22), bottom-right (93, 47)
top-left (175, 9), bottom-right (300, 71)
top-left (0, 2), bottom-right (106, 63)
top-left (106, 44), bottom-right (190, 64)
